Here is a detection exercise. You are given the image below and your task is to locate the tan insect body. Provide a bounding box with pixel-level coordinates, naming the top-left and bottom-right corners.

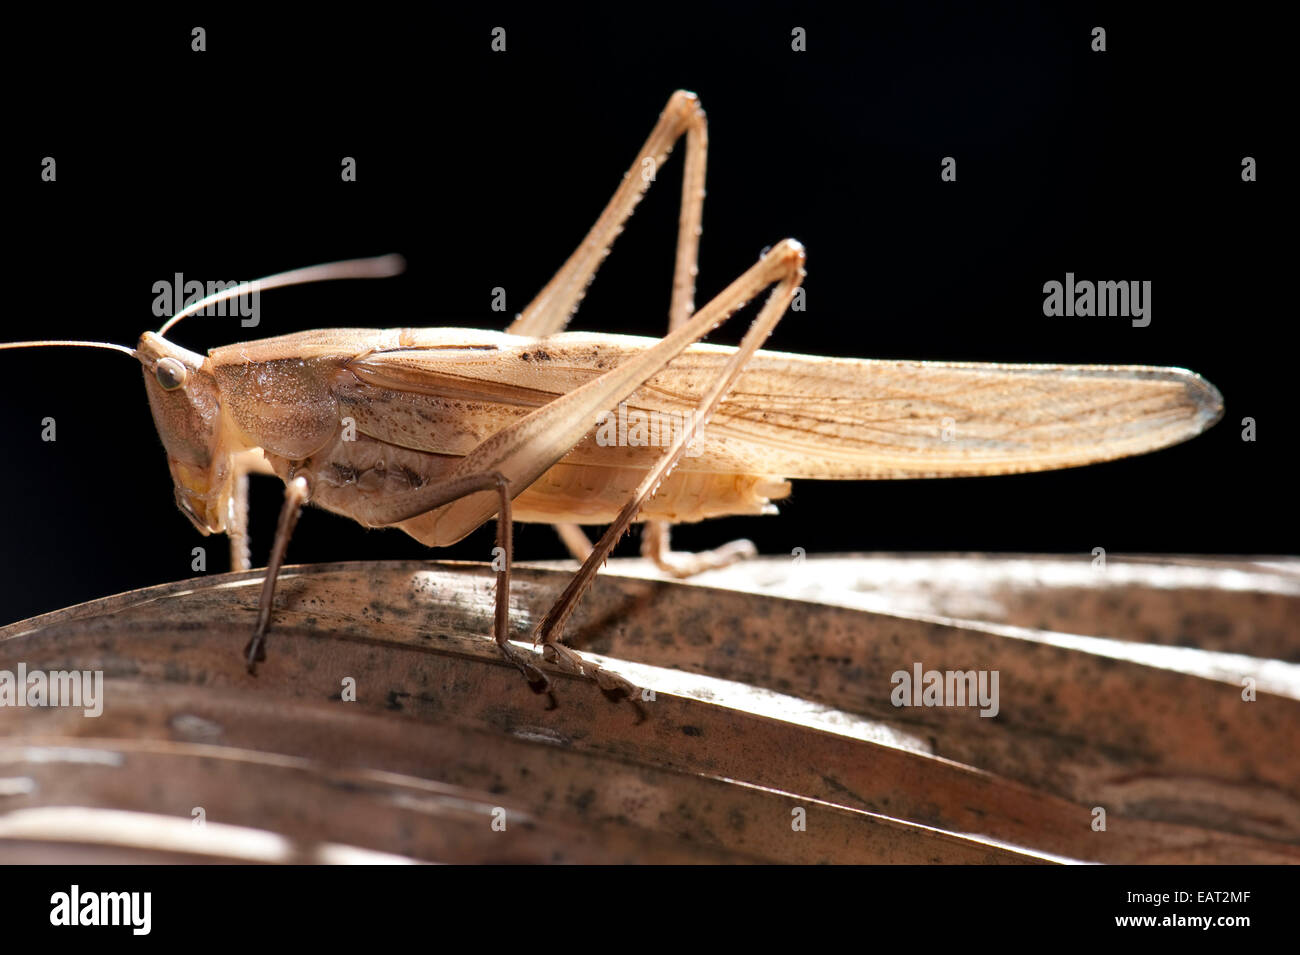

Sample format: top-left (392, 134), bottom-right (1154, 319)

top-left (3, 91), bottom-right (1223, 698)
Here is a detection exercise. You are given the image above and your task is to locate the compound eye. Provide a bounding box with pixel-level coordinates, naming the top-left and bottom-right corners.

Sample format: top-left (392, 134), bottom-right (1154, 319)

top-left (155, 357), bottom-right (188, 390)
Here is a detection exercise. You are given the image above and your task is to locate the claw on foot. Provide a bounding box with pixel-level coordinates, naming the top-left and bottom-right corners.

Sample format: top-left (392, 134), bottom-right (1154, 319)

top-left (652, 537), bottom-right (757, 579)
top-left (496, 642), bottom-right (550, 693)
top-left (542, 641), bottom-right (640, 699)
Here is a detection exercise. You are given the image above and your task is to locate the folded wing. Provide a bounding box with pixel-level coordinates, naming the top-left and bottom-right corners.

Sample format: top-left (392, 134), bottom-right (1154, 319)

top-left (345, 330), bottom-right (1224, 480)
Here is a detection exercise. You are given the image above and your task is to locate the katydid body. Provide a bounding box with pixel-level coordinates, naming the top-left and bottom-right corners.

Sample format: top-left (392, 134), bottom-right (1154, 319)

top-left (2, 91), bottom-right (1223, 700)
top-left (143, 324), bottom-right (1222, 544)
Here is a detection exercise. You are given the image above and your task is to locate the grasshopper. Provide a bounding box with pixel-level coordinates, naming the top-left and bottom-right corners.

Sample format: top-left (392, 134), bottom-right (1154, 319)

top-left (2, 91), bottom-right (1223, 699)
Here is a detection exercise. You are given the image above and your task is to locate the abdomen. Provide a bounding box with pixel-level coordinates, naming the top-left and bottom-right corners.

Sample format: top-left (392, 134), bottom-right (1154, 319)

top-left (511, 462), bottom-right (790, 524)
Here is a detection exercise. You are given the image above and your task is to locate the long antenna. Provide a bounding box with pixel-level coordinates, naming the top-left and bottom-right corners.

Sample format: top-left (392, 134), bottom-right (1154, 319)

top-left (156, 253), bottom-right (406, 337)
top-left (0, 340), bottom-right (137, 359)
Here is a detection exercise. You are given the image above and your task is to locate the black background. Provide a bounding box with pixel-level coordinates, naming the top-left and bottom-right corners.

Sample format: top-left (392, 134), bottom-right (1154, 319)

top-left (2, 4), bottom-right (1286, 624)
